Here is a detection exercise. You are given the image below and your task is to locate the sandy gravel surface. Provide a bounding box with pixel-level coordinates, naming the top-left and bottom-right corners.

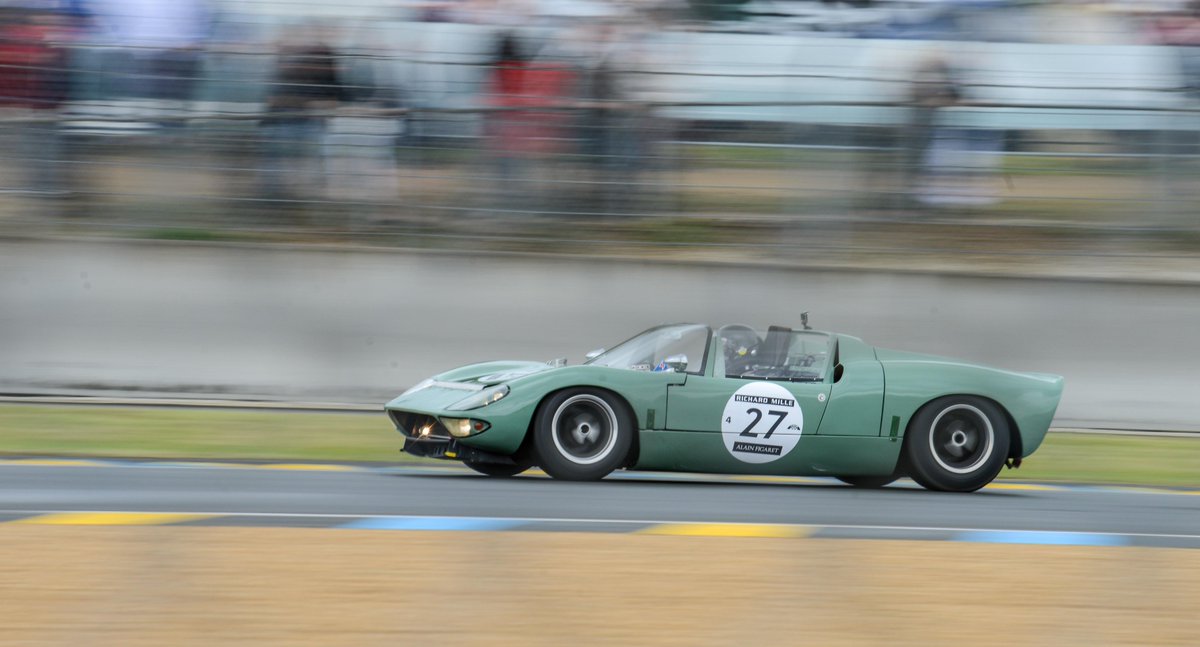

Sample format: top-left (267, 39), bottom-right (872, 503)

top-left (2, 526), bottom-right (1198, 646)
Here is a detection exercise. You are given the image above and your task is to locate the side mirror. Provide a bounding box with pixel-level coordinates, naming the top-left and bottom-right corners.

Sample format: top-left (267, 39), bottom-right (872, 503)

top-left (833, 363), bottom-right (844, 383)
top-left (663, 354), bottom-right (688, 373)
top-left (585, 348), bottom-right (605, 362)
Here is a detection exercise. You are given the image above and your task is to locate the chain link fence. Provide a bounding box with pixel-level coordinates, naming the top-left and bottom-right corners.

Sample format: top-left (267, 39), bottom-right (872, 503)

top-left (3, 3), bottom-right (1200, 266)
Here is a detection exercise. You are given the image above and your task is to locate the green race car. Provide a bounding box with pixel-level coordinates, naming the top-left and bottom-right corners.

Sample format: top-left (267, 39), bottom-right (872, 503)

top-left (384, 322), bottom-right (1063, 492)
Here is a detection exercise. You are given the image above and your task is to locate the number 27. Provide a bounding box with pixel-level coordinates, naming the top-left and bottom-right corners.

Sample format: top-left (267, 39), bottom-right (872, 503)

top-left (740, 408), bottom-right (789, 438)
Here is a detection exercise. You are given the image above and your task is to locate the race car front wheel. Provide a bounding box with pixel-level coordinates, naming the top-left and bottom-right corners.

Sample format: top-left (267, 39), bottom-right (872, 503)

top-left (533, 388), bottom-right (633, 481)
top-left (904, 396), bottom-right (1011, 493)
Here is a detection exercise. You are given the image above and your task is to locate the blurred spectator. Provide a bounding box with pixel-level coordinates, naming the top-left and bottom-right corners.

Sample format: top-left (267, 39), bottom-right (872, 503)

top-left (1149, 1), bottom-right (1200, 96)
top-left (0, 7), bottom-right (71, 196)
top-left (259, 24), bottom-right (347, 203)
top-left (905, 53), bottom-right (961, 205)
top-left (485, 32), bottom-right (530, 214)
top-left (324, 26), bottom-right (404, 204)
top-left (483, 31), bottom-right (574, 217)
top-left (906, 52), bottom-right (1002, 207)
top-left (577, 23), bottom-right (646, 214)
top-left (1144, 1), bottom-right (1200, 201)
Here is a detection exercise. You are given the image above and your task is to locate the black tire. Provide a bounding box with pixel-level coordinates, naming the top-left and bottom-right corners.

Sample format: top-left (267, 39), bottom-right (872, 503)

top-left (463, 459), bottom-right (530, 478)
top-left (904, 395), bottom-right (1011, 493)
top-left (836, 475), bottom-right (899, 489)
top-left (533, 388), bottom-right (633, 481)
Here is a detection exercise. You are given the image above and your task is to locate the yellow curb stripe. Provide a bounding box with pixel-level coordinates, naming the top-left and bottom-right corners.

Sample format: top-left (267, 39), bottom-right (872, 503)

top-left (253, 464), bottom-right (355, 472)
top-left (12, 512), bottom-right (215, 526)
top-left (639, 523), bottom-right (811, 538)
top-left (987, 483), bottom-right (1059, 492)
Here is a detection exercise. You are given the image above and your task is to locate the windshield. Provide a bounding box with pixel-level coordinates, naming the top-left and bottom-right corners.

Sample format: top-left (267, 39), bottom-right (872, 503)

top-left (717, 325), bottom-right (833, 382)
top-left (587, 324), bottom-right (710, 374)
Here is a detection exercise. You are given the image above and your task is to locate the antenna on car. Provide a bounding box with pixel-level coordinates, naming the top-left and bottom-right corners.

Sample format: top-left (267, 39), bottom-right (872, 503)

top-left (800, 312), bottom-right (811, 330)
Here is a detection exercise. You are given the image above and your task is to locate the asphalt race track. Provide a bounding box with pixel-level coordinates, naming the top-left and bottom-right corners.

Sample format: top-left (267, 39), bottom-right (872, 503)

top-left (3, 460), bottom-right (1199, 545)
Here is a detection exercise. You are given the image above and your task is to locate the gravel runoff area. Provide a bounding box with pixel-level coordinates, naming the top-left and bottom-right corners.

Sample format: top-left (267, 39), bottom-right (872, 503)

top-left (2, 526), bottom-right (1197, 646)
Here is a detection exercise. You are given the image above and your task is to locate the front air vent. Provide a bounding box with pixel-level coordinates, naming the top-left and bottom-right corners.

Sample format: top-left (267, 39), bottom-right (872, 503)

top-left (390, 411), bottom-right (451, 440)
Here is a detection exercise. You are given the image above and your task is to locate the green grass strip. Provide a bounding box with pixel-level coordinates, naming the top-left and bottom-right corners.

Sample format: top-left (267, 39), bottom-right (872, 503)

top-left (0, 404), bottom-right (405, 463)
top-left (1, 405), bottom-right (1197, 487)
top-left (1004, 433), bottom-right (1200, 488)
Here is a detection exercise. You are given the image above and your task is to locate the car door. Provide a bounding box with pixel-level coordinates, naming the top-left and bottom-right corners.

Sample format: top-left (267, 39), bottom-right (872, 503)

top-left (663, 329), bottom-right (833, 472)
top-left (648, 328), bottom-right (835, 475)
top-left (668, 372), bottom-right (829, 430)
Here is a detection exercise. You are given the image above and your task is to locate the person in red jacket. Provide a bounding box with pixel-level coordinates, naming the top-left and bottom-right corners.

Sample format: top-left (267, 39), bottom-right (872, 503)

top-left (483, 32), bottom-right (574, 217)
top-left (0, 7), bottom-right (70, 196)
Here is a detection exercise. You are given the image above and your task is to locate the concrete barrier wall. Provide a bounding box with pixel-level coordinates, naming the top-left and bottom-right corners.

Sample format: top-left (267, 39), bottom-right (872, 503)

top-left (2, 239), bottom-right (1196, 430)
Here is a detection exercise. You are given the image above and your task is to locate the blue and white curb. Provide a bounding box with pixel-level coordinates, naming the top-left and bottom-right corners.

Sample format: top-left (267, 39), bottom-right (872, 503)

top-left (4, 511), bottom-right (1200, 549)
top-left (955, 530), bottom-right (1129, 547)
top-left (340, 516), bottom-right (524, 532)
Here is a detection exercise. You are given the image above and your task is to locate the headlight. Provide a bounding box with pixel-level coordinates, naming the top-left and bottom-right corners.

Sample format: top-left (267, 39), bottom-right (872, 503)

top-left (447, 384), bottom-right (509, 411)
top-left (400, 378), bottom-right (434, 397)
top-left (441, 417), bottom-right (492, 438)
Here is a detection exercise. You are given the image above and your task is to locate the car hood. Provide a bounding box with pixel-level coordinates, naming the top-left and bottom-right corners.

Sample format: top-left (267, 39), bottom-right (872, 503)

top-left (435, 360), bottom-right (557, 385)
top-left (385, 360), bottom-right (558, 411)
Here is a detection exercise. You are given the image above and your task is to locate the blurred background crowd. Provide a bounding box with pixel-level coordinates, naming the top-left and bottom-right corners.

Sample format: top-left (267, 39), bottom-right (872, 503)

top-left (2, 0), bottom-right (1200, 261)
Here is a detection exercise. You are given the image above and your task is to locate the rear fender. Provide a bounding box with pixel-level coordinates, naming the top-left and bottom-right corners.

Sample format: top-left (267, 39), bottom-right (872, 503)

top-left (879, 357), bottom-right (1063, 458)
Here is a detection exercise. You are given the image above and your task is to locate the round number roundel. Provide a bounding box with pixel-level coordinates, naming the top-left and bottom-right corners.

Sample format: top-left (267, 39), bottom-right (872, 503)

top-left (721, 382), bottom-right (804, 464)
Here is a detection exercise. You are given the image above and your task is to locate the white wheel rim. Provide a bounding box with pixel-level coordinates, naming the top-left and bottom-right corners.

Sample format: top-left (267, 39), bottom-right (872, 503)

top-left (551, 394), bottom-right (619, 465)
top-left (928, 403), bottom-right (994, 475)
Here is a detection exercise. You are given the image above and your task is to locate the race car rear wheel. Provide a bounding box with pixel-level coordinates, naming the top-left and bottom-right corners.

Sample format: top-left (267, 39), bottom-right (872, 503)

top-left (836, 475), bottom-right (899, 488)
top-left (533, 388), bottom-right (633, 481)
top-left (904, 396), bottom-right (1010, 493)
top-left (463, 459), bottom-right (530, 478)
